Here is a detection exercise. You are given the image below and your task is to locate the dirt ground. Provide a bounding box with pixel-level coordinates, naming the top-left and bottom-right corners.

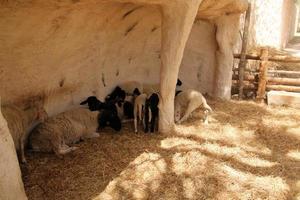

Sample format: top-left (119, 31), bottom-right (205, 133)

top-left (22, 99), bottom-right (300, 200)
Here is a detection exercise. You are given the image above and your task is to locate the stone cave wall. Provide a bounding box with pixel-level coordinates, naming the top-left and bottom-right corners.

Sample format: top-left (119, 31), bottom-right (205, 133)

top-left (0, 1), bottom-right (217, 116)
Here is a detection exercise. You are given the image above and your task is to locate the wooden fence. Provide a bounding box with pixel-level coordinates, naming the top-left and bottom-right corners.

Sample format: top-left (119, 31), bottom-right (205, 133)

top-left (232, 49), bottom-right (300, 102)
top-left (233, 2), bottom-right (300, 102)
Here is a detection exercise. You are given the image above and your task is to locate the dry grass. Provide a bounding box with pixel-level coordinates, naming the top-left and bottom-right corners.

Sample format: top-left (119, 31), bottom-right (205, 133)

top-left (22, 99), bottom-right (300, 200)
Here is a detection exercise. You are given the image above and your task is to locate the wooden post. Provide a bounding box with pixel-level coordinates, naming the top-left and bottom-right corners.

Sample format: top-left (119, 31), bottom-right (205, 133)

top-left (234, 53), bottom-right (300, 63)
top-left (256, 48), bottom-right (269, 103)
top-left (238, 3), bottom-right (251, 99)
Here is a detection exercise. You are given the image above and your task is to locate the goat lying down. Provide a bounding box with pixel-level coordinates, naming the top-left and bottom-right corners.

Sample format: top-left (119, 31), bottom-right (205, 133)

top-left (29, 108), bottom-right (99, 155)
top-left (80, 96), bottom-right (102, 111)
top-left (81, 96), bottom-right (122, 131)
top-left (175, 89), bottom-right (212, 124)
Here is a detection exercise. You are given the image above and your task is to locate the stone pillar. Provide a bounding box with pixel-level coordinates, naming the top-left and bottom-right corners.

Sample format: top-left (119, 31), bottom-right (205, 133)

top-left (214, 14), bottom-right (241, 99)
top-left (159, 0), bottom-right (202, 133)
top-left (0, 98), bottom-right (27, 200)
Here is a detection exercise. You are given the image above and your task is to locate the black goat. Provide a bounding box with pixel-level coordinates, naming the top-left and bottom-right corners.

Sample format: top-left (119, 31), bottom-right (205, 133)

top-left (80, 96), bottom-right (122, 131)
top-left (144, 93), bottom-right (159, 133)
top-left (98, 100), bottom-right (122, 132)
top-left (105, 86), bottom-right (126, 103)
top-left (80, 96), bottom-right (104, 111)
top-left (123, 101), bottom-right (134, 119)
top-left (133, 88), bottom-right (141, 96)
top-left (122, 88), bottom-right (141, 119)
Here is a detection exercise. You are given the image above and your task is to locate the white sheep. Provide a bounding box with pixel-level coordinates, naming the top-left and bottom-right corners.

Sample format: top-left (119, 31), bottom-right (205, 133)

top-left (2, 99), bottom-right (47, 163)
top-left (29, 108), bottom-right (100, 156)
top-left (174, 89), bottom-right (212, 124)
top-left (133, 93), bottom-right (148, 133)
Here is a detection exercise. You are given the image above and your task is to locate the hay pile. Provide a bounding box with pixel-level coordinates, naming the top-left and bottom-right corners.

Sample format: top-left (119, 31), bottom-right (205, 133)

top-left (22, 100), bottom-right (300, 200)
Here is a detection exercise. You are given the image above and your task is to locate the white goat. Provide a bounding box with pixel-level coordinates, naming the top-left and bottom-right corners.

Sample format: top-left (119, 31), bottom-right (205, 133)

top-left (174, 89), bottom-right (212, 124)
top-left (29, 108), bottom-right (99, 156)
top-left (133, 93), bottom-right (147, 133)
top-left (2, 99), bottom-right (47, 163)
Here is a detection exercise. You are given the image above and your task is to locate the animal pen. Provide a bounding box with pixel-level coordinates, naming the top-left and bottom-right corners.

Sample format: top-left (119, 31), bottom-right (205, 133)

top-left (232, 2), bottom-right (300, 104)
top-left (233, 49), bottom-right (300, 101)
top-left (0, 0), bottom-right (300, 200)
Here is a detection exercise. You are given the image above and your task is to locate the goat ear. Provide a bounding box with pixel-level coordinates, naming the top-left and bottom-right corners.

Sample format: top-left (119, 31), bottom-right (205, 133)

top-left (177, 79), bottom-right (182, 86)
top-left (80, 100), bottom-right (88, 105)
top-left (157, 93), bottom-right (162, 101)
top-left (117, 101), bottom-right (122, 107)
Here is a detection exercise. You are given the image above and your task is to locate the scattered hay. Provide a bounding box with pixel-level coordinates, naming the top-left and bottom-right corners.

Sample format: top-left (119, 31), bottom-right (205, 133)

top-left (22, 99), bottom-right (300, 200)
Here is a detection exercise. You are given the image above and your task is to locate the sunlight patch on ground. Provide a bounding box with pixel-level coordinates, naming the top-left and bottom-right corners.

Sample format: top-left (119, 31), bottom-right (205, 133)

top-left (175, 123), bottom-right (256, 145)
top-left (94, 153), bottom-right (167, 200)
top-left (161, 137), bottom-right (277, 168)
top-left (287, 127), bottom-right (300, 139)
top-left (287, 150), bottom-right (300, 161)
top-left (95, 147), bottom-right (288, 200)
top-left (295, 181), bottom-right (300, 199)
top-left (218, 163), bottom-right (290, 200)
top-left (171, 151), bottom-right (209, 176)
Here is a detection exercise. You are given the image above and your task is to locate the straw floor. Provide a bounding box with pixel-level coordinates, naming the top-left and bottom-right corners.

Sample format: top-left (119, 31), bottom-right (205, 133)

top-left (22, 99), bottom-right (300, 200)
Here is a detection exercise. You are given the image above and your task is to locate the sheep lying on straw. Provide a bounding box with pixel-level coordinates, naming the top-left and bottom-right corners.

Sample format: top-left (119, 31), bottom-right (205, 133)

top-left (29, 108), bottom-right (99, 156)
top-left (2, 98), bottom-right (47, 163)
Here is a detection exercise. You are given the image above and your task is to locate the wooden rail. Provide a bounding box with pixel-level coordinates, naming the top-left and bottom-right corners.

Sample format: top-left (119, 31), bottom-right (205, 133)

top-left (234, 54), bottom-right (300, 63)
top-left (268, 77), bottom-right (300, 86)
top-left (233, 49), bottom-right (300, 100)
top-left (266, 85), bottom-right (300, 92)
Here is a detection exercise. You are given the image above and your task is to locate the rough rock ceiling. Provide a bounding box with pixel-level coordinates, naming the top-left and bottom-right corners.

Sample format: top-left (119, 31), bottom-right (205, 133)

top-left (1, 0), bottom-right (248, 20)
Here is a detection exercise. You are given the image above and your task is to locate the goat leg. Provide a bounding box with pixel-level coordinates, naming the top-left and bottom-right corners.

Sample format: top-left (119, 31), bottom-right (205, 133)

top-left (150, 113), bottom-right (156, 133)
top-left (178, 102), bottom-right (199, 124)
top-left (82, 132), bottom-right (100, 139)
top-left (19, 137), bottom-right (27, 164)
top-left (55, 144), bottom-right (78, 155)
top-left (134, 118), bottom-right (138, 133)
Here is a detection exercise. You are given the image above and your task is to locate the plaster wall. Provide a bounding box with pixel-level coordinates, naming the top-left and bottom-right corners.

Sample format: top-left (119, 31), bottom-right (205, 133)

top-left (0, 1), bottom-right (217, 116)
